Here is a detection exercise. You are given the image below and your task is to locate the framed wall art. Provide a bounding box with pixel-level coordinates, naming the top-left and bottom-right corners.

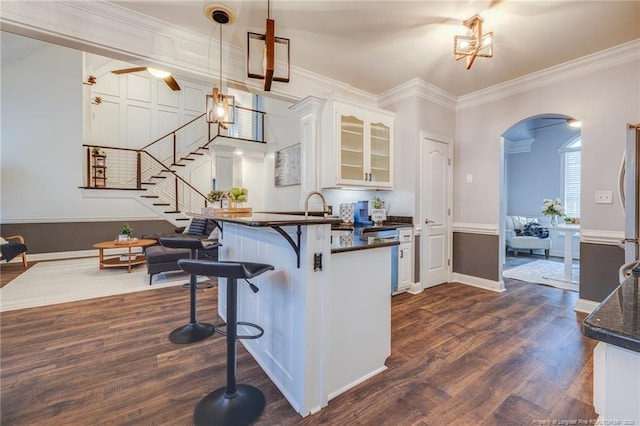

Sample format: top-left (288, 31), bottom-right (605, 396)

top-left (274, 143), bottom-right (301, 187)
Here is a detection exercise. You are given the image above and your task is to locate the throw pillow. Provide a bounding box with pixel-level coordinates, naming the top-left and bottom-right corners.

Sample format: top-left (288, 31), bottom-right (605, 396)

top-left (186, 218), bottom-right (208, 235)
top-left (523, 222), bottom-right (549, 239)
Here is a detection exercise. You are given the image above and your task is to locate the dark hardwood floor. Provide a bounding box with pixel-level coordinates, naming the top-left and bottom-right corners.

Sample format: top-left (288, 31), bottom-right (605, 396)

top-left (1, 273), bottom-right (597, 425)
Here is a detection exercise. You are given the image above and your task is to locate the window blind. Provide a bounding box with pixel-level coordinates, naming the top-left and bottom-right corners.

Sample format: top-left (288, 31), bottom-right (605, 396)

top-left (564, 150), bottom-right (581, 217)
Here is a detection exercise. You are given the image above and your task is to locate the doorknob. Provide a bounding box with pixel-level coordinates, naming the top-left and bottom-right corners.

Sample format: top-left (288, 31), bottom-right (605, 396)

top-left (425, 219), bottom-right (435, 224)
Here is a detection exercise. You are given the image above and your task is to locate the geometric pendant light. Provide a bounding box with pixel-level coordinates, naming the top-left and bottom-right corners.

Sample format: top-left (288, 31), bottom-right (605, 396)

top-left (247, 0), bottom-right (290, 91)
top-left (454, 14), bottom-right (493, 70)
top-left (204, 4), bottom-right (236, 128)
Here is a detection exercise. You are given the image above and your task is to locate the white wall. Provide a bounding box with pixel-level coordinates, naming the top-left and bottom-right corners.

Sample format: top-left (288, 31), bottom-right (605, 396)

top-left (455, 59), bottom-right (639, 234)
top-left (1, 34), bottom-right (154, 222)
top-left (261, 96), bottom-right (302, 211)
top-left (507, 126), bottom-right (579, 216)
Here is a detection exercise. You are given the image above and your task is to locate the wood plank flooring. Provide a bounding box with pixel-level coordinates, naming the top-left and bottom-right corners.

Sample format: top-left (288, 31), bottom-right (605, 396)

top-left (1, 276), bottom-right (597, 425)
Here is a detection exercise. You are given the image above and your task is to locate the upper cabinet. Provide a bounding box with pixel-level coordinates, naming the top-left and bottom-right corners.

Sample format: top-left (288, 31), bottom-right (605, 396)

top-left (321, 100), bottom-right (394, 189)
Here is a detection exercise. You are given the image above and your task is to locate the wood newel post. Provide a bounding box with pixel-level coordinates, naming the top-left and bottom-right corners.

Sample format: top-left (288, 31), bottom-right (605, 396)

top-left (175, 176), bottom-right (179, 211)
top-left (136, 152), bottom-right (142, 189)
top-left (173, 133), bottom-right (177, 165)
top-left (86, 147), bottom-right (91, 187)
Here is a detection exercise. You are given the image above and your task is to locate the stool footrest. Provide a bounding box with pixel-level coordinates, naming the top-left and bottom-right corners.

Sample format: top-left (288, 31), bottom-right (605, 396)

top-left (214, 321), bottom-right (264, 340)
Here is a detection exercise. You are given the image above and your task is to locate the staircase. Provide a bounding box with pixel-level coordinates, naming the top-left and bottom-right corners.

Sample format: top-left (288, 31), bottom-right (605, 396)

top-left (83, 105), bottom-right (266, 226)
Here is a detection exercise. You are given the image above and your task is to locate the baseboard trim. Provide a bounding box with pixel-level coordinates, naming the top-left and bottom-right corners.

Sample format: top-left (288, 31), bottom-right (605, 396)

top-left (452, 272), bottom-right (505, 292)
top-left (575, 298), bottom-right (601, 314)
top-left (327, 365), bottom-right (388, 401)
top-left (408, 281), bottom-right (423, 294)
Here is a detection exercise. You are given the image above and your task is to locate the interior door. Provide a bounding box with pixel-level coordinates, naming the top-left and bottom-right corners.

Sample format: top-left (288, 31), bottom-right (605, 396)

top-left (421, 137), bottom-right (451, 288)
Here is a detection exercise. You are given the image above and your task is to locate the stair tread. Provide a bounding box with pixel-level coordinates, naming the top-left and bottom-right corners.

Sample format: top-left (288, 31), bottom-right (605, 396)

top-left (171, 163), bottom-right (186, 167)
top-left (165, 210), bottom-right (182, 214)
top-left (180, 158), bottom-right (195, 161)
top-left (150, 175), bottom-right (167, 179)
top-left (153, 203), bottom-right (170, 206)
top-left (190, 152), bottom-right (204, 156)
top-left (140, 195), bottom-right (159, 198)
top-left (175, 218), bottom-right (190, 221)
top-left (141, 182), bottom-right (156, 185)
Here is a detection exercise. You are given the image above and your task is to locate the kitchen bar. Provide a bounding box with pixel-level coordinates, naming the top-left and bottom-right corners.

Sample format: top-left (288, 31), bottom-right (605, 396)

top-left (195, 211), bottom-right (398, 416)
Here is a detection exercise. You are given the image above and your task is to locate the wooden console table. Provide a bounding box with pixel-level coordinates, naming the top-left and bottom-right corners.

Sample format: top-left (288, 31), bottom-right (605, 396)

top-left (93, 239), bottom-right (156, 273)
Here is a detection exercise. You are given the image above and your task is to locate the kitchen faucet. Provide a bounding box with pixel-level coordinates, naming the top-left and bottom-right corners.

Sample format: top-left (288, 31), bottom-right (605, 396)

top-left (304, 191), bottom-right (328, 218)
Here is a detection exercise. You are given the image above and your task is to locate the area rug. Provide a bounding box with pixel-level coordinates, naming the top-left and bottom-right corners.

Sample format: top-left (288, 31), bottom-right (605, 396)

top-left (503, 259), bottom-right (579, 292)
top-left (0, 257), bottom-right (208, 312)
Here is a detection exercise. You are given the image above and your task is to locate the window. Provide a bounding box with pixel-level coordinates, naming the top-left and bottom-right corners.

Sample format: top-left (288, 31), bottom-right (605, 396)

top-left (560, 137), bottom-right (581, 218)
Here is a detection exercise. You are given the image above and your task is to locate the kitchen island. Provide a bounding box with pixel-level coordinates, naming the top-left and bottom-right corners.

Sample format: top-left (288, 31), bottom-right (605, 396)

top-left (582, 269), bottom-right (640, 422)
top-left (195, 212), bottom-right (397, 416)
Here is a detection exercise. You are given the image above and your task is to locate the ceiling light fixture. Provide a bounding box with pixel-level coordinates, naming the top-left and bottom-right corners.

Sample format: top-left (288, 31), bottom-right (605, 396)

top-left (247, 0), bottom-right (290, 91)
top-left (454, 14), bottom-right (493, 70)
top-left (204, 4), bottom-right (236, 128)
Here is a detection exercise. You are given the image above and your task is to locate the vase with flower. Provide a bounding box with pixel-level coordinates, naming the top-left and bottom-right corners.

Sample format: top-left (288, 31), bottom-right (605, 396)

top-left (541, 198), bottom-right (565, 227)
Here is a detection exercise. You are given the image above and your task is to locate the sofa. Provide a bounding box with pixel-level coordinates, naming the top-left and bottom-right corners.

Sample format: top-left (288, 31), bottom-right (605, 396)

top-left (505, 215), bottom-right (552, 258)
top-left (143, 218), bottom-right (220, 284)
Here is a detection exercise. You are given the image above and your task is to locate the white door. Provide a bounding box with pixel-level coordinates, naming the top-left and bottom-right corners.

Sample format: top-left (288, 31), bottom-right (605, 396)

top-left (421, 136), bottom-right (451, 288)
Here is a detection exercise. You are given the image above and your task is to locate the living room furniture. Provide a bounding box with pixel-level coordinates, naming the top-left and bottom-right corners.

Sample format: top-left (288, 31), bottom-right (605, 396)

top-left (0, 235), bottom-right (28, 268)
top-left (505, 215), bottom-right (552, 258)
top-left (178, 258), bottom-right (274, 426)
top-left (93, 239), bottom-right (156, 273)
top-left (159, 237), bottom-right (221, 344)
top-left (143, 217), bottom-right (221, 284)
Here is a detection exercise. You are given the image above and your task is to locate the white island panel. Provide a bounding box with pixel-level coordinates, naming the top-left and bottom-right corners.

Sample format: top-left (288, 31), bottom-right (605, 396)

top-left (218, 222), bottom-right (332, 416)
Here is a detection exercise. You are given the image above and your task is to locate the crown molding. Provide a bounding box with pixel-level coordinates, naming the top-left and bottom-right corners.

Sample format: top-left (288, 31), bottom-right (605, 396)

top-left (505, 138), bottom-right (534, 154)
top-left (0, 0), bottom-right (379, 106)
top-left (457, 39), bottom-right (640, 110)
top-left (378, 78), bottom-right (457, 110)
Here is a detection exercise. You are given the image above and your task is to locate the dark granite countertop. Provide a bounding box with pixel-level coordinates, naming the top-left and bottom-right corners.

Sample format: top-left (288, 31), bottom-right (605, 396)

top-left (582, 273), bottom-right (640, 353)
top-left (194, 212), bottom-right (342, 227)
top-left (331, 222), bottom-right (413, 232)
top-left (330, 233), bottom-right (399, 254)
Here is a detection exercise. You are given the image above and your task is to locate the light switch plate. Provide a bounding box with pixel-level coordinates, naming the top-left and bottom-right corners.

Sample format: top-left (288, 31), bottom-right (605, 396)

top-left (595, 190), bottom-right (613, 204)
top-left (465, 174), bottom-right (473, 183)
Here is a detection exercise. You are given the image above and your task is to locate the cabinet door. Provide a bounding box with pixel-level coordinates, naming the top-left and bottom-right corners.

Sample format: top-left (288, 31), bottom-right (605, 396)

top-left (368, 116), bottom-right (392, 187)
top-left (399, 245), bottom-right (411, 289)
top-left (337, 107), bottom-right (366, 184)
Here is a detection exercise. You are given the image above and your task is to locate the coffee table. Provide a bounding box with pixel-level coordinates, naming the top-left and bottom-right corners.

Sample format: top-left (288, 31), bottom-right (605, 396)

top-left (93, 239), bottom-right (157, 273)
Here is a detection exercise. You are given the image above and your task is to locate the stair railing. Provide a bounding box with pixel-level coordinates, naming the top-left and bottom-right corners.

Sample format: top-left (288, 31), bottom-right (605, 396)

top-left (83, 103), bottom-right (266, 216)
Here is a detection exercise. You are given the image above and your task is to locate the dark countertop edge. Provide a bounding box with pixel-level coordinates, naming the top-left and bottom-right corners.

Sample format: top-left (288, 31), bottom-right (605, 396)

top-left (331, 240), bottom-right (399, 254)
top-left (581, 323), bottom-right (640, 353)
top-left (582, 277), bottom-right (640, 354)
top-left (192, 213), bottom-right (341, 227)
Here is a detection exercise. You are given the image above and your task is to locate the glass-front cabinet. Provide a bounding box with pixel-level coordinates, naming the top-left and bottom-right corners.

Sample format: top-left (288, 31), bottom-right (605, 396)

top-left (322, 100), bottom-right (394, 189)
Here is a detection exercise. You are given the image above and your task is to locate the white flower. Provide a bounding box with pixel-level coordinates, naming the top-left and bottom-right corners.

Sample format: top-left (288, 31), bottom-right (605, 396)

top-left (541, 198), bottom-right (565, 216)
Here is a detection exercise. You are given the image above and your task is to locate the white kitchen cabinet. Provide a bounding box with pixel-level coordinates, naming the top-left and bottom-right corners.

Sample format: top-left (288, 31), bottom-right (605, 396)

top-left (397, 228), bottom-right (413, 293)
top-left (321, 100), bottom-right (394, 189)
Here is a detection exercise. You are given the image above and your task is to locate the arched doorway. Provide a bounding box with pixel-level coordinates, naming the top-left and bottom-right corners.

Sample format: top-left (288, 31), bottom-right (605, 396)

top-left (499, 113), bottom-right (582, 292)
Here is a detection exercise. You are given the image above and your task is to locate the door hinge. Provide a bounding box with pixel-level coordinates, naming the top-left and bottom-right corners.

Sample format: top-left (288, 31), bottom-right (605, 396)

top-left (448, 158), bottom-right (451, 166)
top-left (447, 259), bottom-right (451, 266)
top-left (448, 208), bottom-right (451, 216)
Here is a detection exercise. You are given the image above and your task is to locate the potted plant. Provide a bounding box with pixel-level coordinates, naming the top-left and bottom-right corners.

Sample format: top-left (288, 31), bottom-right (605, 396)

top-left (371, 196), bottom-right (386, 226)
top-left (540, 198), bottom-right (565, 227)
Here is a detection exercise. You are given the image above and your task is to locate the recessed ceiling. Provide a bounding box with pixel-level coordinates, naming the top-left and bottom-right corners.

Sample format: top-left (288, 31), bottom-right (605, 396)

top-left (106, 1), bottom-right (640, 96)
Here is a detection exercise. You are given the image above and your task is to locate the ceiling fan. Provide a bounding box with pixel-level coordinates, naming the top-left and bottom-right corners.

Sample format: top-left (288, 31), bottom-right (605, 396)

top-left (111, 67), bottom-right (181, 91)
top-left (530, 118), bottom-right (581, 131)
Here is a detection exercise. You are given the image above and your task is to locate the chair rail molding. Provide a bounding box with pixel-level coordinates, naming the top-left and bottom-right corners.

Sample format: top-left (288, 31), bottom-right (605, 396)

top-left (452, 223), bottom-right (499, 235)
top-left (580, 229), bottom-right (626, 246)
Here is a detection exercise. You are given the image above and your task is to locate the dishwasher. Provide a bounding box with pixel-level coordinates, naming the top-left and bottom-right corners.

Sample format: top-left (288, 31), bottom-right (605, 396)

top-left (361, 227), bottom-right (399, 294)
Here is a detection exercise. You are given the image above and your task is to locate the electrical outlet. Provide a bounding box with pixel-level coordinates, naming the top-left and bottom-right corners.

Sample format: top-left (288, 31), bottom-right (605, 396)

top-left (595, 190), bottom-right (613, 204)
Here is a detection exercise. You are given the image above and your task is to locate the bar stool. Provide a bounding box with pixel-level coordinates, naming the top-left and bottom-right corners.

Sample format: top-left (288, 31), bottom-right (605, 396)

top-left (177, 259), bottom-right (274, 426)
top-left (159, 237), bottom-right (221, 344)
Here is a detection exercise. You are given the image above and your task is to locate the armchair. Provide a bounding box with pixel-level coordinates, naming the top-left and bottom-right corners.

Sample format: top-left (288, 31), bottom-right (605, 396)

top-left (0, 235), bottom-right (28, 267)
top-left (505, 216), bottom-right (551, 258)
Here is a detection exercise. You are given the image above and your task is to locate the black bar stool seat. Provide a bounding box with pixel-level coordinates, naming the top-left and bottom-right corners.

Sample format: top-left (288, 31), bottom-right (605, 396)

top-left (159, 237), bottom-right (221, 344)
top-left (178, 259), bottom-right (274, 426)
